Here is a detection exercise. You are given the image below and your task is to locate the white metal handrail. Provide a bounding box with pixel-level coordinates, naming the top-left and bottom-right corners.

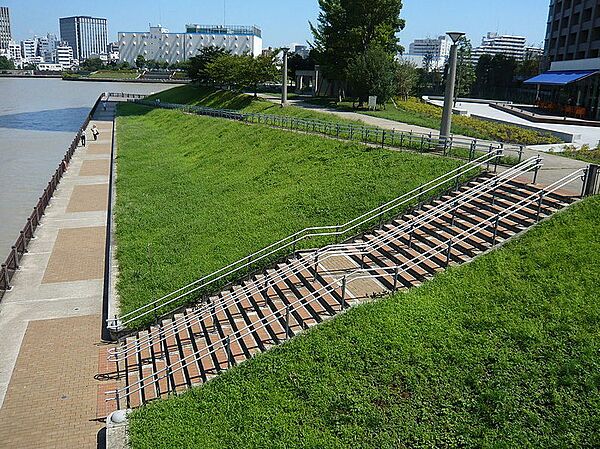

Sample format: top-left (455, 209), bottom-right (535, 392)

top-left (312, 156), bottom-right (542, 262)
top-left (108, 156), bottom-right (537, 362)
top-left (106, 167), bottom-right (583, 407)
top-left (109, 151), bottom-right (502, 330)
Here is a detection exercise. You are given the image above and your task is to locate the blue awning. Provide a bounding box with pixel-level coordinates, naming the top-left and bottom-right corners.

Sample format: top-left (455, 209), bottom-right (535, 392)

top-left (524, 70), bottom-right (599, 86)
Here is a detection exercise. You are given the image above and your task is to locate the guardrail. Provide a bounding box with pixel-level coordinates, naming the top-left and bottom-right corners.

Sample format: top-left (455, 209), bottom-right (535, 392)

top-left (0, 93), bottom-right (105, 301)
top-left (128, 97), bottom-right (526, 164)
top-left (108, 150), bottom-right (504, 332)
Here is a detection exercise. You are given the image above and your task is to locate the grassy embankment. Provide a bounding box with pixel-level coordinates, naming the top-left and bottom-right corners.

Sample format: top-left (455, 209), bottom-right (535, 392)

top-left (309, 96), bottom-right (562, 146)
top-left (115, 102), bottom-right (462, 320)
top-left (128, 193), bottom-right (600, 448)
top-left (87, 70), bottom-right (140, 79)
top-left (551, 144), bottom-right (600, 164)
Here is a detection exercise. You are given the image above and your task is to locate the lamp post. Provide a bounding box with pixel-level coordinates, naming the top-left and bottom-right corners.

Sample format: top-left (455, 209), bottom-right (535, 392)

top-left (281, 47), bottom-right (290, 107)
top-left (440, 32), bottom-right (465, 143)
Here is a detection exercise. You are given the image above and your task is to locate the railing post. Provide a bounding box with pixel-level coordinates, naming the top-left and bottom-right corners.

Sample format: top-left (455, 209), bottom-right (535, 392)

top-left (11, 246), bottom-right (19, 270)
top-left (115, 389), bottom-right (121, 412)
top-left (211, 305), bottom-right (216, 333)
top-left (536, 192), bottom-right (545, 222)
top-left (494, 148), bottom-right (501, 173)
top-left (382, 130), bottom-right (386, 148)
top-left (451, 201), bottom-right (458, 227)
top-left (533, 155), bottom-right (542, 185)
top-left (492, 215), bottom-right (500, 246)
top-left (445, 240), bottom-right (453, 267)
top-left (341, 276), bottom-right (347, 309)
top-left (1, 264), bottom-right (10, 290)
top-left (225, 336), bottom-right (232, 369)
top-left (583, 164), bottom-right (599, 196)
top-left (313, 253), bottom-right (319, 279)
top-left (518, 145), bottom-right (524, 163)
top-left (408, 223), bottom-right (414, 250)
top-left (285, 305), bottom-right (290, 339)
top-left (393, 267), bottom-right (399, 291)
top-left (486, 145), bottom-right (493, 171)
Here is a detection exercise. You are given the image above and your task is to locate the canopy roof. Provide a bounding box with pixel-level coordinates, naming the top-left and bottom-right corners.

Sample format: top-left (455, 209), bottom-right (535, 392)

top-left (524, 70), bottom-right (599, 86)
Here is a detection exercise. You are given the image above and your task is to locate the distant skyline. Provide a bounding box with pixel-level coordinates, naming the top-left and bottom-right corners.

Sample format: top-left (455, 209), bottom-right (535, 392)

top-left (3, 0), bottom-right (550, 49)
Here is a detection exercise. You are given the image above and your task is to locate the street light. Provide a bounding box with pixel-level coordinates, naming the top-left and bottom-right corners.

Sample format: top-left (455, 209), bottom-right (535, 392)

top-left (281, 47), bottom-right (290, 107)
top-left (440, 31), bottom-right (465, 143)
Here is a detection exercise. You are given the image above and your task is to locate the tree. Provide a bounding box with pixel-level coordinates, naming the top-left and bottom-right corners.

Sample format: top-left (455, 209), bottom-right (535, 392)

top-left (205, 53), bottom-right (242, 89)
top-left (396, 60), bottom-right (419, 100)
top-left (135, 55), bottom-right (146, 69)
top-left (240, 53), bottom-right (280, 96)
top-left (443, 37), bottom-right (475, 97)
top-left (0, 56), bottom-right (14, 70)
top-left (81, 57), bottom-right (104, 71)
top-left (310, 0), bottom-right (405, 91)
top-left (346, 45), bottom-right (398, 106)
top-left (187, 47), bottom-right (229, 83)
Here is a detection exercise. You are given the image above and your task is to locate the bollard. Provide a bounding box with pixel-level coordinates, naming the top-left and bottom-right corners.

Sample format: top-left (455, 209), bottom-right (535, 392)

top-left (1, 264), bottom-right (10, 290)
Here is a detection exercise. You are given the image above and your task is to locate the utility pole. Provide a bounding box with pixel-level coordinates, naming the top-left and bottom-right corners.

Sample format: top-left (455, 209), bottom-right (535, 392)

top-left (440, 32), bottom-right (465, 143)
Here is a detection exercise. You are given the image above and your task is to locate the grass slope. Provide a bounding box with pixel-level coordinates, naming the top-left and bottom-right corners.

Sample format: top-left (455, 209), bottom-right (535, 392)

top-left (147, 85), bottom-right (360, 124)
top-left (115, 103), bottom-right (460, 318)
top-left (88, 70), bottom-right (139, 79)
top-left (128, 195), bottom-right (600, 449)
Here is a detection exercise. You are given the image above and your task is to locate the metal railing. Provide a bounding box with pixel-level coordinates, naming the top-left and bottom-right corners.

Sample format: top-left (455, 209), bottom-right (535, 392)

top-left (107, 93), bottom-right (148, 100)
top-left (108, 151), bottom-right (502, 332)
top-left (0, 93), bottom-right (106, 301)
top-left (128, 96), bottom-right (527, 164)
top-left (108, 155), bottom-right (540, 362)
top-left (106, 166), bottom-right (585, 408)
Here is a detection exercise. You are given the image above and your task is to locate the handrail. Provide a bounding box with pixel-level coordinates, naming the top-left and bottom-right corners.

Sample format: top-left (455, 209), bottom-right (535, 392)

top-left (106, 167), bottom-right (584, 407)
top-left (108, 155), bottom-right (539, 361)
top-left (109, 150), bottom-right (503, 331)
top-left (129, 97), bottom-right (527, 161)
top-left (0, 92), bottom-right (106, 300)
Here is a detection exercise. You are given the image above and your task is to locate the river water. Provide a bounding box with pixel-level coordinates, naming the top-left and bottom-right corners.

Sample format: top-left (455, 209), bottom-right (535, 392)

top-left (0, 78), bottom-right (176, 259)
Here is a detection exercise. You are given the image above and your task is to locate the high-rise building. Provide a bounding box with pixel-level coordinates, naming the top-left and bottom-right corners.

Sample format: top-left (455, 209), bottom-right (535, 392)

top-left (407, 36), bottom-right (451, 69)
top-left (471, 33), bottom-right (530, 64)
top-left (524, 0), bottom-right (600, 120)
top-left (544, 0), bottom-right (600, 62)
top-left (118, 24), bottom-right (263, 65)
top-left (0, 6), bottom-right (11, 51)
top-left (59, 16), bottom-right (108, 61)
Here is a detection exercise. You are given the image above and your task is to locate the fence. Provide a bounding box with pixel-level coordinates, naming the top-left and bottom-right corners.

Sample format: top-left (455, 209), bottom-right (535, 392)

top-left (128, 97), bottom-right (527, 165)
top-left (0, 93), bottom-right (105, 301)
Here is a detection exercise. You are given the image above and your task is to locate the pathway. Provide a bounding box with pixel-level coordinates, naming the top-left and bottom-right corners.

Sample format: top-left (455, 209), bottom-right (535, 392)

top-left (0, 100), bottom-right (116, 449)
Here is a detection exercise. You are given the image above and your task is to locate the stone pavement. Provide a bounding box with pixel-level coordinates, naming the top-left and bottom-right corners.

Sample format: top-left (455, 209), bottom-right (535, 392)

top-left (0, 100), bottom-right (116, 448)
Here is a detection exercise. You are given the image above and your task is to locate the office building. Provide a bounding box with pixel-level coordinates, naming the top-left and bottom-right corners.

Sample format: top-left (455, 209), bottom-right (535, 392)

top-left (118, 24), bottom-right (263, 65)
top-left (7, 40), bottom-right (21, 67)
top-left (407, 35), bottom-right (451, 69)
top-left (0, 6), bottom-right (10, 51)
top-left (471, 33), bottom-right (531, 64)
top-left (525, 0), bottom-right (600, 119)
top-left (59, 16), bottom-right (108, 61)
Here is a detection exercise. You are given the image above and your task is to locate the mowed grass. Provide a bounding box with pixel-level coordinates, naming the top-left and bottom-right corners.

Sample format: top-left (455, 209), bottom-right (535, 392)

top-left (128, 195), bottom-right (600, 449)
top-left (88, 70), bottom-right (139, 79)
top-left (115, 103), bottom-right (461, 319)
top-left (147, 85), bottom-right (361, 124)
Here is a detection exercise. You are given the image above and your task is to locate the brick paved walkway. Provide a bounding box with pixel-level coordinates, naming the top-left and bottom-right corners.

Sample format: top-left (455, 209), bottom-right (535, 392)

top-left (0, 101), bottom-right (116, 448)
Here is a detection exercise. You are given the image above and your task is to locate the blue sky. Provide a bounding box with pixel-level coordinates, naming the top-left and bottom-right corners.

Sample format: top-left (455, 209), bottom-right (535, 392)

top-left (4, 0), bottom-right (550, 49)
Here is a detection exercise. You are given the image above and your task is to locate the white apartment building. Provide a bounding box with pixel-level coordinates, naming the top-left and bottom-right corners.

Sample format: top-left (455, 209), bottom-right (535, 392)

top-left (471, 32), bottom-right (541, 64)
top-left (7, 40), bottom-right (21, 67)
top-left (407, 35), bottom-right (451, 70)
top-left (118, 24), bottom-right (263, 65)
top-left (55, 42), bottom-right (74, 69)
top-left (37, 63), bottom-right (62, 71)
top-left (38, 34), bottom-right (58, 62)
top-left (21, 38), bottom-right (37, 62)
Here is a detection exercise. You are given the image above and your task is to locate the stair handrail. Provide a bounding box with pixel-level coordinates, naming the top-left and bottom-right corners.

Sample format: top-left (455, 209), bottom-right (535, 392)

top-left (108, 156), bottom-right (538, 361)
top-left (110, 150), bottom-right (502, 331)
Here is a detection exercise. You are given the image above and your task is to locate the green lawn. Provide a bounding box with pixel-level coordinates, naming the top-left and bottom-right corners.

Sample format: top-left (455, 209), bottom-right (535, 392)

top-left (128, 194), bottom-right (600, 449)
top-left (309, 97), bottom-right (562, 146)
top-left (147, 85), bottom-right (361, 124)
top-left (115, 103), bottom-right (461, 321)
top-left (551, 144), bottom-right (600, 164)
top-left (88, 70), bottom-right (139, 79)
